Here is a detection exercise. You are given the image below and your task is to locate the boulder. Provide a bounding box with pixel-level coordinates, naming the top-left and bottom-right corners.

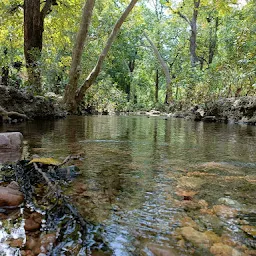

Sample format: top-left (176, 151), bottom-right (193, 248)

top-left (0, 132), bottom-right (23, 150)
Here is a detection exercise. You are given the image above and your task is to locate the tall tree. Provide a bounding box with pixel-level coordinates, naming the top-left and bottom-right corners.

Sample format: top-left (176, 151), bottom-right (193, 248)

top-left (64, 0), bottom-right (139, 112)
top-left (144, 32), bottom-right (172, 104)
top-left (168, 0), bottom-right (201, 67)
top-left (63, 0), bottom-right (95, 112)
top-left (24, 0), bottom-right (55, 94)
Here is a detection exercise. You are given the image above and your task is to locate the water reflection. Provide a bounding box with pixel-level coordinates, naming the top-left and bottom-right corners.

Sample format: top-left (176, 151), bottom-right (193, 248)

top-left (1, 116), bottom-right (256, 255)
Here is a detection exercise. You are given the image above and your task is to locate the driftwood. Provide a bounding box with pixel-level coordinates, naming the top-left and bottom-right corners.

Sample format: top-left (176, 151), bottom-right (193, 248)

top-left (0, 105), bottom-right (28, 122)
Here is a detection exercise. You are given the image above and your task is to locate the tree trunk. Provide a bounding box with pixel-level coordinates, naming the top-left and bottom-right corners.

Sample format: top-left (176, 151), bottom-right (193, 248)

top-left (208, 16), bottom-right (219, 65)
top-left (64, 0), bottom-right (95, 111)
top-left (64, 0), bottom-right (139, 112)
top-left (24, 0), bottom-right (53, 94)
top-left (175, 0), bottom-right (200, 67)
top-left (190, 0), bottom-right (200, 67)
top-left (155, 69), bottom-right (159, 103)
top-left (144, 32), bottom-right (172, 104)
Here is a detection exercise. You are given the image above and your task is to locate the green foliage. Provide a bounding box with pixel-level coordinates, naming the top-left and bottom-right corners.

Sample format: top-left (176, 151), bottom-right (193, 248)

top-left (84, 75), bottom-right (128, 113)
top-left (0, 0), bottom-right (255, 110)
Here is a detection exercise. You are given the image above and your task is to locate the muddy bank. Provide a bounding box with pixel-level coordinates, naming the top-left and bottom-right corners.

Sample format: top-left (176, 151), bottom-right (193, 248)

top-left (0, 86), bottom-right (66, 123)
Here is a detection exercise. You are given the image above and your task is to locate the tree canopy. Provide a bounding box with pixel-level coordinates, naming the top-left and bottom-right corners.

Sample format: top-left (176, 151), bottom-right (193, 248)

top-left (0, 0), bottom-right (255, 112)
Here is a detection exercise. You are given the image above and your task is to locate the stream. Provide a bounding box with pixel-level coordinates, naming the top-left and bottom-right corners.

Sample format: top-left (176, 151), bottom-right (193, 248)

top-left (0, 115), bottom-right (256, 255)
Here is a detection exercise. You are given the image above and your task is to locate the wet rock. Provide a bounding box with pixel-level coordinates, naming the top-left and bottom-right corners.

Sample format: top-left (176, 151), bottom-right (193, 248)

top-left (146, 243), bottom-right (180, 256)
top-left (240, 225), bottom-right (256, 237)
top-left (180, 216), bottom-right (198, 228)
top-left (25, 233), bottom-right (56, 255)
top-left (147, 109), bottom-right (161, 116)
top-left (177, 176), bottom-right (205, 190)
top-left (217, 198), bottom-right (241, 208)
top-left (204, 231), bottom-right (221, 244)
top-left (25, 212), bottom-right (42, 231)
top-left (180, 227), bottom-right (210, 248)
top-left (198, 199), bottom-right (208, 209)
top-left (0, 182), bottom-right (24, 206)
top-left (40, 233), bottom-right (56, 253)
top-left (213, 205), bottom-right (238, 218)
top-left (202, 116), bottom-right (217, 122)
top-left (8, 238), bottom-right (24, 248)
top-left (244, 249), bottom-right (256, 255)
top-left (0, 132), bottom-right (23, 150)
top-left (210, 243), bottom-right (243, 256)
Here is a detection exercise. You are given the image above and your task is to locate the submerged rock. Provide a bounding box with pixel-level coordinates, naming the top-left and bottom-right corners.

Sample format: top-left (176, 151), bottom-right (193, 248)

top-left (180, 227), bottom-right (210, 247)
top-left (213, 205), bottom-right (238, 218)
top-left (217, 198), bottom-right (241, 208)
top-left (210, 243), bottom-right (243, 256)
top-left (0, 181), bottom-right (24, 207)
top-left (24, 212), bottom-right (42, 231)
top-left (145, 243), bottom-right (180, 256)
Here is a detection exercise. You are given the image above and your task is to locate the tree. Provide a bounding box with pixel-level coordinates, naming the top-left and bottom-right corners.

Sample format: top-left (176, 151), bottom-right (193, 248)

top-left (167, 0), bottom-right (201, 67)
top-left (144, 32), bottom-right (172, 104)
top-left (63, 0), bottom-right (95, 111)
top-left (24, 0), bottom-right (56, 94)
top-left (64, 0), bottom-right (139, 113)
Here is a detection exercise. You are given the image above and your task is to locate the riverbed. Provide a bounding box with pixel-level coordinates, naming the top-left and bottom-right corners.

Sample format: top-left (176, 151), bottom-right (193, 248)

top-left (1, 115), bottom-right (256, 255)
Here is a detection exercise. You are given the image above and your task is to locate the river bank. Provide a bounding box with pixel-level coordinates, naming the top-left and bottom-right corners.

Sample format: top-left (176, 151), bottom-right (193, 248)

top-left (0, 86), bottom-right (255, 125)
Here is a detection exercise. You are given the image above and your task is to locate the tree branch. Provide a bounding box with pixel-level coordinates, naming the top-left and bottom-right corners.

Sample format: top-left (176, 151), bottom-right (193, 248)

top-left (75, 0), bottom-right (139, 103)
top-left (41, 0), bottom-right (53, 19)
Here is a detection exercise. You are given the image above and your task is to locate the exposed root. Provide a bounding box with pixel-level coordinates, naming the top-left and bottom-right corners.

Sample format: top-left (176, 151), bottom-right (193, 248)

top-left (0, 105), bottom-right (28, 122)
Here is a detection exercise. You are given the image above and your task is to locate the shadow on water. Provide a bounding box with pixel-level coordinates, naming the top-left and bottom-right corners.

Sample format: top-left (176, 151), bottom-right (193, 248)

top-left (1, 116), bottom-right (256, 255)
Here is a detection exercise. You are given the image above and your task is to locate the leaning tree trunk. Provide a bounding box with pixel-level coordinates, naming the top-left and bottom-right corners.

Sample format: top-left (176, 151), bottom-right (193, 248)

top-left (64, 0), bottom-right (139, 113)
top-left (64, 0), bottom-right (95, 112)
top-left (144, 32), bottom-right (172, 104)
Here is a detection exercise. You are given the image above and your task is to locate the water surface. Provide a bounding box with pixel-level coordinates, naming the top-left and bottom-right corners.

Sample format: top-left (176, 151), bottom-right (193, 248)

top-left (1, 116), bottom-right (256, 255)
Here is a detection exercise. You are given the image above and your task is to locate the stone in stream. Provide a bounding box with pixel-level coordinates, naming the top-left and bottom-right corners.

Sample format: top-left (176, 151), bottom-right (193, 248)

top-left (145, 243), bottom-right (180, 256)
top-left (217, 197), bottom-right (241, 208)
top-left (0, 132), bottom-right (23, 163)
top-left (213, 205), bottom-right (238, 218)
top-left (210, 243), bottom-right (244, 256)
top-left (24, 212), bottom-right (42, 231)
top-left (0, 181), bottom-right (24, 207)
top-left (0, 132), bottom-right (23, 150)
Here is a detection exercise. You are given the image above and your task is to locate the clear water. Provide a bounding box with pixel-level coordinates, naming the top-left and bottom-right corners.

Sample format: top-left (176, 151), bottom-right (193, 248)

top-left (1, 115), bottom-right (256, 255)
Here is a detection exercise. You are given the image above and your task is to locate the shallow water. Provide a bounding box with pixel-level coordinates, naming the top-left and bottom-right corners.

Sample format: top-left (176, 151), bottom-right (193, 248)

top-left (1, 116), bottom-right (256, 255)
